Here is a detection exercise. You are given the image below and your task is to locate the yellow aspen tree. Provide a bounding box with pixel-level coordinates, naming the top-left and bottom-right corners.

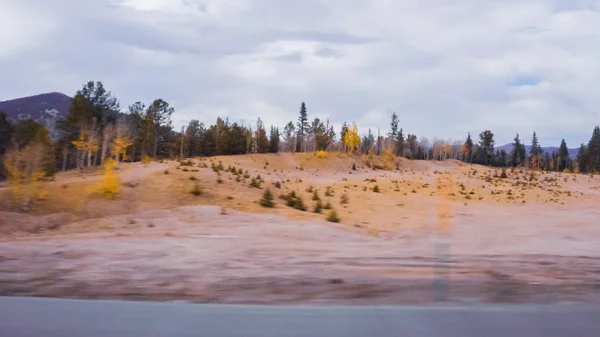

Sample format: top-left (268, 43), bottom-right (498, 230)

top-left (343, 122), bottom-right (361, 152)
top-left (89, 158), bottom-right (120, 199)
top-left (443, 142), bottom-right (451, 160)
top-left (112, 137), bottom-right (133, 163)
top-left (3, 143), bottom-right (47, 211)
top-left (382, 148), bottom-right (395, 170)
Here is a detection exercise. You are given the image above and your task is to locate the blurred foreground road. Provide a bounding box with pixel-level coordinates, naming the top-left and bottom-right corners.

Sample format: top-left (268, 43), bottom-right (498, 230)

top-left (1, 297), bottom-right (599, 337)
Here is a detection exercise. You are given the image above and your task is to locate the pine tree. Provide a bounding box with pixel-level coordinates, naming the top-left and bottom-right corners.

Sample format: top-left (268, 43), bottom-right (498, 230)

top-left (296, 102), bottom-right (308, 152)
top-left (268, 126), bottom-right (280, 153)
top-left (396, 128), bottom-right (405, 157)
top-left (511, 133), bottom-right (526, 167)
top-left (340, 121), bottom-right (348, 151)
top-left (478, 130), bottom-right (495, 165)
top-left (0, 111), bottom-right (13, 159)
top-left (260, 188), bottom-right (275, 208)
top-left (529, 131), bottom-right (542, 169)
top-left (255, 118), bottom-right (269, 153)
top-left (585, 126), bottom-right (600, 173)
top-left (577, 143), bottom-right (587, 173)
top-left (558, 139), bottom-right (570, 172)
top-left (389, 112), bottom-right (399, 144)
top-left (463, 132), bottom-right (473, 162)
top-left (283, 122), bottom-right (295, 152)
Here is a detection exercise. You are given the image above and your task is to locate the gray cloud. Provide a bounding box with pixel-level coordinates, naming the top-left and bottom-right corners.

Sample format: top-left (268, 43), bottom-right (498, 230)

top-left (1, 0), bottom-right (600, 147)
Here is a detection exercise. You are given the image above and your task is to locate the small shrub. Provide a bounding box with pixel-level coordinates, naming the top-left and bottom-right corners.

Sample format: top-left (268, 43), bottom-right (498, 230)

top-left (500, 168), bottom-right (508, 179)
top-left (190, 184), bottom-right (202, 196)
top-left (227, 196), bottom-right (233, 200)
top-left (274, 181), bottom-right (282, 188)
top-left (182, 168), bottom-right (189, 172)
top-left (189, 176), bottom-right (196, 181)
top-left (363, 186), bottom-right (367, 191)
top-left (323, 201), bottom-right (332, 210)
top-left (180, 160), bottom-right (193, 166)
top-left (324, 186), bottom-right (334, 197)
top-left (306, 186), bottom-right (314, 193)
top-left (217, 178), bottom-right (223, 184)
top-left (141, 155), bottom-right (153, 164)
top-left (373, 185), bottom-right (380, 193)
top-left (164, 170), bottom-right (169, 175)
top-left (250, 178), bottom-right (260, 188)
top-left (313, 199), bottom-right (323, 213)
top-left (352, 163), bottom-right (357, 170)
top-left (316, 150), bottom-right (328, 159)
top-left (312, 190), bottom-right (320, 201)
top-left (326, 210), bottom-right (341, 223)
top-left (260, 189), bottom-right (275, 208)
top-left (236, 176), bottom-right (241, 182)
top-left (340, 194), bottom-right (349, 204)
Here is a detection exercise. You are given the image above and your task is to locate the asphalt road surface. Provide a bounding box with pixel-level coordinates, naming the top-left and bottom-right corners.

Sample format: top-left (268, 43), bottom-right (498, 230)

top-left (1, 297), bottom-right (599, 337)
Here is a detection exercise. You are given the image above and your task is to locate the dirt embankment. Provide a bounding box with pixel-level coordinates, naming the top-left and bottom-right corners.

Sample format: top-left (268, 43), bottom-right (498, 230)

top-left (1, 153), bottom-right (599, 304)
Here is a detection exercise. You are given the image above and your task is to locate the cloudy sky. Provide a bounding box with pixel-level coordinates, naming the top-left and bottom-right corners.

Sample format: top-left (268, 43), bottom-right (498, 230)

top-left (1, 0), bottom-right (600, 146)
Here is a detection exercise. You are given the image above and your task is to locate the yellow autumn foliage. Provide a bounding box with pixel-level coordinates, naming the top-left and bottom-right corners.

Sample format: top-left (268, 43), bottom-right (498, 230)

top-left (112, 136), bottom-right (133, 162)
top-left (343, 122), bottom-right (361, 152)
top-left (141, 155), bottom-right (153, 164)
top-left (89, 158), bottom-right (120, 199)
top-left (381, 148), bottom-right (395, 170)
top-left (2, 143), bottom-right (47, 210)
top-left (316, 150), bottom-right (328, 159)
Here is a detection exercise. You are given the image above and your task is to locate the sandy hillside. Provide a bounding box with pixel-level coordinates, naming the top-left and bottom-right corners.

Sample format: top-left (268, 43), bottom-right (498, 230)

top-left (0, 153), bottom-right (599, 304)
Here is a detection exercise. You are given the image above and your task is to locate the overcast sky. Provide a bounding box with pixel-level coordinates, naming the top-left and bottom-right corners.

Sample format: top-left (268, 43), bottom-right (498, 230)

top-left (1, 0), bottom-right (600, 146)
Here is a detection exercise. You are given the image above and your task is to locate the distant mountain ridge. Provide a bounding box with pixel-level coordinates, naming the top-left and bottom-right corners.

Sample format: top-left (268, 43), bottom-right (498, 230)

top-left (495, 143), bottom-right (578, 158)
top-left (0, 92), bottom-right (72, 124)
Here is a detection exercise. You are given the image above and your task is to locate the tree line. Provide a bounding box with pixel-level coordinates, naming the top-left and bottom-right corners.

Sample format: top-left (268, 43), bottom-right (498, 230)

top-left (1, 80), bottom-right (600, 181)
